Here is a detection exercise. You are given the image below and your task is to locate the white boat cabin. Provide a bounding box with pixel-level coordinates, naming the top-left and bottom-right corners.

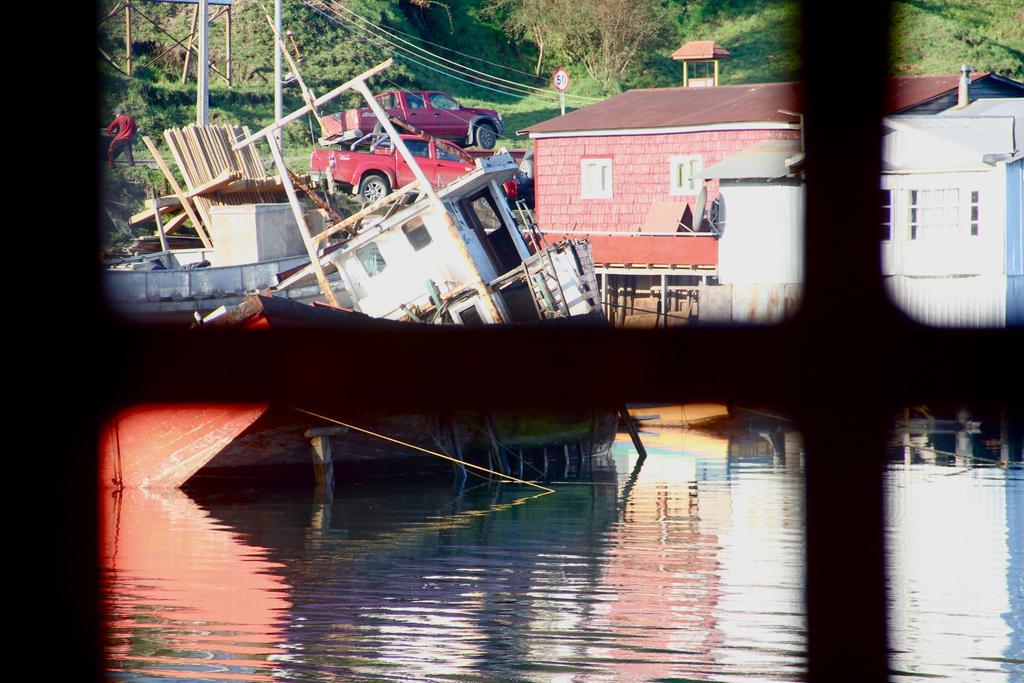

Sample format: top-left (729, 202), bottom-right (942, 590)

top-left (278, 153), bottom-right (602, 324)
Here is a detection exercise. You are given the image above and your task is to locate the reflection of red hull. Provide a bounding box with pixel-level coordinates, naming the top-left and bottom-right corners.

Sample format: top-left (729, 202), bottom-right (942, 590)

top-left (101, 404), bottom-right (269, 489)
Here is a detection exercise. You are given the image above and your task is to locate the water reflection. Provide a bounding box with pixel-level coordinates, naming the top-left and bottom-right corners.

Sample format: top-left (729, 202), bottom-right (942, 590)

top-left (102, 419), bottom-right (1023, 681)
top-left (886, 463), bottom-right (1024, 681)
top-left (102, 488), bottom-right (292, 680)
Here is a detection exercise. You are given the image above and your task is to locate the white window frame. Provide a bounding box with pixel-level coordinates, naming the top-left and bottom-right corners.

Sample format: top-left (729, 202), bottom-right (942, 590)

top-left (908, 188), bottom-right (960, 241)
top-left (880, 189), bottom-right (893, 242)
top-left (969, 190), bottom-right (980, 237)
top-left (581, 158), bottom-right (612, 199)
top-left (669, 155), bottom-right (703, 196)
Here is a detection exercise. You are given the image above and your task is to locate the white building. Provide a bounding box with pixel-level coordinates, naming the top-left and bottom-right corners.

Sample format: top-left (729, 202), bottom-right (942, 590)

top-left (699, 139), bottom-right (805, 323)
top-left (881, 96), bottom-right (1024, 327)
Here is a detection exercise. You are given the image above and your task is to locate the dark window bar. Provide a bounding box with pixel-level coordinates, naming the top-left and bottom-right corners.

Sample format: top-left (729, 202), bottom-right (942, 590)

top-left (65, 1), bottom-right (1024, 680)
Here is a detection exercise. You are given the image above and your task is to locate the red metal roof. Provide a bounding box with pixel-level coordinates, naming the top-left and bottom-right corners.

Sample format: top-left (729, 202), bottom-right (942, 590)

top-left (523, 82), bottom-right (802, 135)
top-left (672, 41), bottom-right (731, 61)
top-left (522, 73), bottom-right (1005, 137)
top-left (885, 72), bottom-right (986, 113)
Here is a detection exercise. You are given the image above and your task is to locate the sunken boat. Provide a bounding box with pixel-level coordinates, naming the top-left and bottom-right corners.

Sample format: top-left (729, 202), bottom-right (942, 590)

top-left (102, 59), bottom-right (617, 491)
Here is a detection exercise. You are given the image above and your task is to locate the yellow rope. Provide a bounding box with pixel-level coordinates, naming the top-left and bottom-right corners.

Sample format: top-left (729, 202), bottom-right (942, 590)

top-left (293, 407), bottom-right (557, 493)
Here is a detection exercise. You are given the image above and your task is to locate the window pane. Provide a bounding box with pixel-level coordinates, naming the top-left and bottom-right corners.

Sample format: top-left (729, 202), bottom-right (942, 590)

top-left (428, 93), bottom-right (459, 110)
top-left (404, 140), bottom-right (430, 158)
top-left (402, 218), bottom-right (432, 251)
top-left (356, 243), bottom-right (387, 276)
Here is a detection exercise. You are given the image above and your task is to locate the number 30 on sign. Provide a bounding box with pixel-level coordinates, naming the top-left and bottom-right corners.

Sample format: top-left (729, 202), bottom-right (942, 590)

top-left (552, 67), bottom-right (570, 93)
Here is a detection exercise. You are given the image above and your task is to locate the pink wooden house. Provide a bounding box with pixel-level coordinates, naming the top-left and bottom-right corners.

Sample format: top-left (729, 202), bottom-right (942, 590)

top-left (519, 47), bottom-right (1015, 326)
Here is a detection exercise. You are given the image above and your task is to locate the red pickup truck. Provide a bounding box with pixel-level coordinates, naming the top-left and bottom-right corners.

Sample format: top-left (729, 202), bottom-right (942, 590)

top-left (310, 133), bottom-right (478, 203)
top-left (321, 90), bottom-right (504, 150)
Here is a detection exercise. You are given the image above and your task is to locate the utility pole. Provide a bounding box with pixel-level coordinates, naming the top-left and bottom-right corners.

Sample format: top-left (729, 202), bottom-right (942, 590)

top-left (197, 0), bottom-right (209, 125)
top-left (274, 0), bottom-right (283, 149)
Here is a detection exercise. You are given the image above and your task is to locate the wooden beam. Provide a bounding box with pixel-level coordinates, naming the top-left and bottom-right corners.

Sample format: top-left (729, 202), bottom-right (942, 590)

top-left (142, 136), bottom-right (213, 248)
top-left (130, 203), bottom-right (177, 225)
top-left (233, 59), bottom-right (393, 150)
top-left (312, 179), bottom-right (421, 245)
top-left (137, 175), bottom-right (281, 218)
top-left (160, 211), bottom-right (190, 235)
top-left (219, 176), bottom-right (285, 195)
top-left (124, 0), bottom-right (132, 76)
top-left (98, 1), bottom-right (125, 28)
top-left (263, 12), bottom-right (325, 131)
top-left (225, 6), bottom-right (232, 86)
top-left (181, 5), bottom-right (198, 83)
top-left (152, 188), bottom-right (169, 253)
top-left (98, 47), bottom-right (126, 74)
top-left (188, 169), bottom-right (240, 197)
top-left (264, 130), bottom-right (338, 306)
top-left (288, 169), bottom-right (345, 224)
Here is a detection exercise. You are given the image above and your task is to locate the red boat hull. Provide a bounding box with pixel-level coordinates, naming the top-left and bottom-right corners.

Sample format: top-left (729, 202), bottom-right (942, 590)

top-left (101, 404), bottom-right (270, 489)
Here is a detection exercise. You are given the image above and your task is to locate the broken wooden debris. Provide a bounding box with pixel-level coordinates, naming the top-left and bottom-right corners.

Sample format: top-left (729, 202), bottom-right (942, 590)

top-left (142, 135), bottom-right (213, 249)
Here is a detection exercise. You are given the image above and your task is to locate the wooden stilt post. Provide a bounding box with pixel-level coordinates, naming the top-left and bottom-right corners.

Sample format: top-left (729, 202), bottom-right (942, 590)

top-left (662, 273), bottom-right (669, 327)
top-left (124, 0), bottom-right (133, 76)
top-left (225, 6), bottom-right (232, 86)
top-left (182, 6), bottom-right (198, 84)
top-left (305, 426), bottom-right (347, 492)
top-left (619, 405), bottom-right (648, 465)
top-left (601, 270), bottom-right (608, 319)
top-left (196, 0), bottom-right (209, 125)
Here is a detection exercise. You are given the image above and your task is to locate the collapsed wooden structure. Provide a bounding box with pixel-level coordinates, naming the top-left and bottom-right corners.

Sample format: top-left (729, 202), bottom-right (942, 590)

top-left (131, 124), bottom-right (290, 249)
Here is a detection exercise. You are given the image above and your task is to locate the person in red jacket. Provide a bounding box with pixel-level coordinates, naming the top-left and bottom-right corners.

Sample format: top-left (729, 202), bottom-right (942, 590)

top-left (106, 107), bottom-right (138, 169)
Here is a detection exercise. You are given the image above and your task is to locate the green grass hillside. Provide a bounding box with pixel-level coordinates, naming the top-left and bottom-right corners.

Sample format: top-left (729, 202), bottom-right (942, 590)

top-left (98, 0), bottom-right (1023, 250)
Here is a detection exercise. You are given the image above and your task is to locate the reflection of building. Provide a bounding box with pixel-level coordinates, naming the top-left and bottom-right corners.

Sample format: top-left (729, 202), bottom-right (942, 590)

top-left (887, 466), bottom-right (1019, 679)
top-left (600, 428), bottom-right (805, 679)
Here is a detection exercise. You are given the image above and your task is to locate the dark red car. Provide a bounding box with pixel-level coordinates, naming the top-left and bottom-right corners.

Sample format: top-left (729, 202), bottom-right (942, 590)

top-left (322, 90), bottom-right (504, 150)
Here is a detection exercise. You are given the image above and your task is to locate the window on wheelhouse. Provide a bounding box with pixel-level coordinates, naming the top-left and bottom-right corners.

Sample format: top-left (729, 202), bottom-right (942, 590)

top-left (460, 189), bottom-right (522, 275)
top-left (403, 217), bottom-right (432, 251)
top-left (356, 243), bottom-right (387, 277)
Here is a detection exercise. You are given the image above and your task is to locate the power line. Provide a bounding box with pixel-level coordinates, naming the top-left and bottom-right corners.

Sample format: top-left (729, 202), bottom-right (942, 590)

top-left (307, 0), bottom-right (564, 102)
top-left (303, 1), bottom-right (581, 140)
top-left (330, 3), bottom-right (552, 85)
top-left (302, 4), bottom-right (534, 145)
top-left (306, 0), bottom-right (600, 103)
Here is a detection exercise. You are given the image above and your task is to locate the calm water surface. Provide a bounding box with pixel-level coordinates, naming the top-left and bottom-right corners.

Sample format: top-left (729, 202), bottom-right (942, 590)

top-left (102, 428), bottom-right (1023, 681)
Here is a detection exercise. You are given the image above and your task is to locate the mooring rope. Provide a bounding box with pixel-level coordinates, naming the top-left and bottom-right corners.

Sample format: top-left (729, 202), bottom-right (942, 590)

top-left (292, 407), bottom-right (556, 493)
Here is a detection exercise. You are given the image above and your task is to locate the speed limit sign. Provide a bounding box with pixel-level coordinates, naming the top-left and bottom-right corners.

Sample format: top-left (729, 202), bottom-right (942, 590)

top-left (552, 67), bottom-right (570, 92)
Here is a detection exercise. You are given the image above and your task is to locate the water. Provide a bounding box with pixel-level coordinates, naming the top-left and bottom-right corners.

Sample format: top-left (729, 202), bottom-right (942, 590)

top-left (102, 428), bottom-right (1024, 681)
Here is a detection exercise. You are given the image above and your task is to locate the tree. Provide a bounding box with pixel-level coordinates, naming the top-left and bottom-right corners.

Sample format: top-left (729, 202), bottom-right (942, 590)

top-left (483, 0), bottom-right (669, 83)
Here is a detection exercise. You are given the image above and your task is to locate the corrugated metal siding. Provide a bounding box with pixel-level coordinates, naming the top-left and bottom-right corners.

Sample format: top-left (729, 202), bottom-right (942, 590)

top-left (885, 275), bottom-right (1006, 327)
top-left (1006, 159), bottom-right (1023, 276)
top-left (535, 129), bottom-right (800, 236)
top-left (1007, 275), bottom-right (1024, 326)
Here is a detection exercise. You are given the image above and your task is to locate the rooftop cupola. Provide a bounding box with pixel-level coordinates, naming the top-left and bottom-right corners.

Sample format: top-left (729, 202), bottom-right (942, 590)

top-left (672, 41), bottom-right (730, 88)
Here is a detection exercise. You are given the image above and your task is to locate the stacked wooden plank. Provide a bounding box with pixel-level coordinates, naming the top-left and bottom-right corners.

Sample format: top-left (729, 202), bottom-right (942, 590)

top-left (132, 125), bottom-right (291, 249)
top-left (163, 124), bottom-right (285, 232)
